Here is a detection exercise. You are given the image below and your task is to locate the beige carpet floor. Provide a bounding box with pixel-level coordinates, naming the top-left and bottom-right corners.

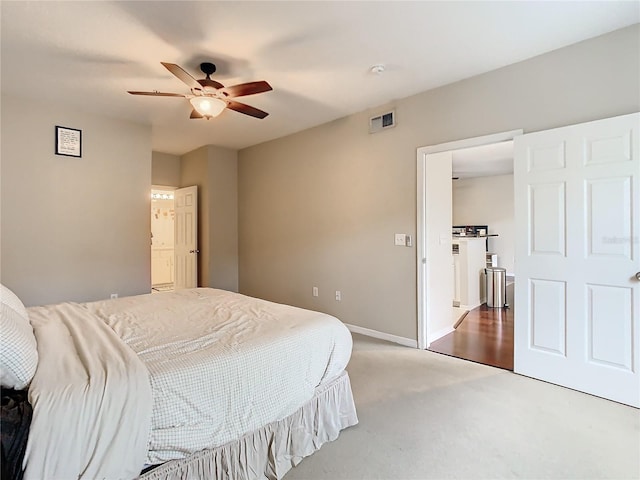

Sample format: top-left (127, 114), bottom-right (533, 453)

top-left (285, 334), bottom-right (640, 480)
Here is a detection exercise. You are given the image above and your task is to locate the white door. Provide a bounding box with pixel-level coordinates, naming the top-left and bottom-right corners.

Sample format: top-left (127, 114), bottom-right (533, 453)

top-left (174, 185), bottom-right (198, 289)
top-left (514, 113), bottom-right (639, 407)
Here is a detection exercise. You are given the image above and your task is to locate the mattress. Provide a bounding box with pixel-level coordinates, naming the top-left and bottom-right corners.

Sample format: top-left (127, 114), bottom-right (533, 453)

top-left (84, 288), bottom-right (353, 464)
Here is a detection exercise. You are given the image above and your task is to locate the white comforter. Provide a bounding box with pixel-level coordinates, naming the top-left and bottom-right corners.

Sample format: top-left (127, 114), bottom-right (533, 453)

top-left (84, 288), bottom-right (353, 464)
top-left (24, 302), bottom-right (153, 480)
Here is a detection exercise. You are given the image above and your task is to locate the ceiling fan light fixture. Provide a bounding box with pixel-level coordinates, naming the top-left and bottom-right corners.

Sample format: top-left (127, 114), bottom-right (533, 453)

top-left (189, 96), bottom-right (226, 118)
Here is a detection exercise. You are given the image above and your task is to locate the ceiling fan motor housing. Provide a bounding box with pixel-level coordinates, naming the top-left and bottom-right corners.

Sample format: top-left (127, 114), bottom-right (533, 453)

top-left (200, 62), bottom-right (217, 76)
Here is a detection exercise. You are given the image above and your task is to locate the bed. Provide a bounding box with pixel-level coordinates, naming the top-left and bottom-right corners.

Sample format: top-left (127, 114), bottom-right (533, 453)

top-left (0, 285), bottom-right (358, 480)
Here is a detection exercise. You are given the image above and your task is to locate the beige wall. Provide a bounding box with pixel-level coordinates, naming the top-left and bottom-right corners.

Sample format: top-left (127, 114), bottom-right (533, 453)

top-left (238, 25), bottom-right (640, 341)
top-left (1, 95), bottom-right (152, 306)
top-left (453, 174), bottom-right (515, 274)
top-left (206, 146), bottom-right (238, 292)
top-left (181, 145), bottom-right (238, 291)
top-left (152, 151), bottom-right (181, 187)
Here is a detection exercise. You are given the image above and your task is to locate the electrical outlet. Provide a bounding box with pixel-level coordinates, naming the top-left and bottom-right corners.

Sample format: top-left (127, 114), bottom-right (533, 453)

top-left (110, 293), bottom-right (118, 299)
top-left (312, 286), bottom-right (319, 297)
top-left (335, 290), bottom-right (341, 301)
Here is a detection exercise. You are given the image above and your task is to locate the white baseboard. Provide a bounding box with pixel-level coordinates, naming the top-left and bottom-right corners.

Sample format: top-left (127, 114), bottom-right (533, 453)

top-left (460, 301), bottom-right (481, 311)
top-left (428, 326), bottom-right (454, 345)
top-left (345, 324), bottom-right (417, 348)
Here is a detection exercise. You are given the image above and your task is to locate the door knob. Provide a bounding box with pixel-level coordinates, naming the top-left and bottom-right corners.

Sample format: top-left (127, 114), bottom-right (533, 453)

top-left (636, 272), bottom-right (640, 281)
top-left (189, 249), bottom-right (200, 254)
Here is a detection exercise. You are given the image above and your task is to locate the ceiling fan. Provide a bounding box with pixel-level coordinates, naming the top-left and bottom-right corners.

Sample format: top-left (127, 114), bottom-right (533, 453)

top-left (128, 62), bottom-right (272, 120)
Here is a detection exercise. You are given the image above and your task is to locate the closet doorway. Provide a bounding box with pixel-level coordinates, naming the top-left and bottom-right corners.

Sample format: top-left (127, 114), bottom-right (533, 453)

top-left (151, 187), bottom-right (176, 292)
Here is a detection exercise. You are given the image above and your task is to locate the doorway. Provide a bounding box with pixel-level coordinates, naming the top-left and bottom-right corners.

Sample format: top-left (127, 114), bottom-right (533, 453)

top-left (150, 185), bottom-right (199, 292)
top-left (430, 145), bottom-right (517, 370)
top-left (151, 187), bottom-right (176, 292)
top-left (416, 130), bottom-right (522, 368)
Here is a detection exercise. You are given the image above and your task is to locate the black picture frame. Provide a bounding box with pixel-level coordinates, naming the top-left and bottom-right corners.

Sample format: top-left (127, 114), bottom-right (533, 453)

top-left (55, 126), bottom-right (82, 158)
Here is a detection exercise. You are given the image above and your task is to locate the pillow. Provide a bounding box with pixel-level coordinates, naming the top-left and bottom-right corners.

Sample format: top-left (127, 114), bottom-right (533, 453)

top-left (0, 284), bottom-right (38, 389)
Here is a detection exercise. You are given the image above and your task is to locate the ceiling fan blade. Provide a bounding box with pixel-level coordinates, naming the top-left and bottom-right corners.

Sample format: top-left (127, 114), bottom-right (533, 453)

top-left (198, 78), bottom-right (224, 90)
top-left (220, 81), bottom-right (272, 98)
top-left (190, 109), bottom-right (204, 119)
top-left (226, 100), bottom-right (269, 119)
top-left (128, 91), bottom-right (186, 97)
top-left (161, 62), bottom-right (202, 91)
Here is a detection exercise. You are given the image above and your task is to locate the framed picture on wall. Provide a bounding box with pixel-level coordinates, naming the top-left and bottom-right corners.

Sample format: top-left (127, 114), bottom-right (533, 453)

top-left (55, 126), bottom-right (82, 158)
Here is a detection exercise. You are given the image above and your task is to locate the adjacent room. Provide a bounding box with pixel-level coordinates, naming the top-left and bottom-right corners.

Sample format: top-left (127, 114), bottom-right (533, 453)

top-left (1, 2), bottom-right (639, 479)
top-left (429, 141), bottom-right (516, 370)
top-left (150, 188), bottom-right (176, 292)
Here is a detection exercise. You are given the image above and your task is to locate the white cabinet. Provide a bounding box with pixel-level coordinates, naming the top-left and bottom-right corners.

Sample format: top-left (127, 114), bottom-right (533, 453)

top-left (452, 237), bottom-right (486, 310)
top-left (151, 248), bottom-right (174, 286)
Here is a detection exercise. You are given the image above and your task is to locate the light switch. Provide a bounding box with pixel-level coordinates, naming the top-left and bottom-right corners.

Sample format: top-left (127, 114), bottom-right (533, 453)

top-left (395, 234), bottom-right (406, 246)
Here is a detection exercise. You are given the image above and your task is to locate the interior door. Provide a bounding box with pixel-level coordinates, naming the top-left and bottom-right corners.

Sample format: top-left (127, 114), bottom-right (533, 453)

top-left (514, 113), bottom-right (639, 407)
top-left (174, 185), bottom-right (198, 289)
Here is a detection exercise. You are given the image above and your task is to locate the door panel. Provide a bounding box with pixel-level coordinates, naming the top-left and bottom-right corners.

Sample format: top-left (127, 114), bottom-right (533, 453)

top-left (530, 278), bottom-right (566, 356)
top-left (587, 177), bottom-right (631, 258)
top-left (587, 284), bottom-right (632, 371)
top-left (529, 182), bottom-right (566, 256)
top-left (514, 112), bottom-right (639, 407)
top-left (585, 129), bottom-right (632, 165)
top-left (528, 141), bottom-right (566, 171)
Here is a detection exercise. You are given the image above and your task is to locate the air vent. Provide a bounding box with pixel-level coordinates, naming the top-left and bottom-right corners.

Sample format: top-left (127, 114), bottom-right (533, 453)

top-left (369, 110), bottom-right (395, 133)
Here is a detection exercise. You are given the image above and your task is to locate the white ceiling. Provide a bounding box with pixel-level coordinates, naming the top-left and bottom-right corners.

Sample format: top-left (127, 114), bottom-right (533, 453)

top-left (452, 141), bottom-right (514, 179)
top-left (1, 1), bottom-right (638, 155)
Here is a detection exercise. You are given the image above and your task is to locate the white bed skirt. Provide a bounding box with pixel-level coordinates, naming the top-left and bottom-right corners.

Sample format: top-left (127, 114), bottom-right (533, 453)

top-left (138, 371), bottom-right (358, 480)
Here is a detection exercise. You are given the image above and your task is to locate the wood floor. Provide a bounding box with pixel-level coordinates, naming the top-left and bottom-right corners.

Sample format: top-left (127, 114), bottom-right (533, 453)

top-left (428, 304), bottom-right (514, 370)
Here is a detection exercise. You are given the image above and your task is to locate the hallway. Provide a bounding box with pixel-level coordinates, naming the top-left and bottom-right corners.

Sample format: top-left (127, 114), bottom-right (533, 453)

top-left (428, 305), bottom-right (514, 370)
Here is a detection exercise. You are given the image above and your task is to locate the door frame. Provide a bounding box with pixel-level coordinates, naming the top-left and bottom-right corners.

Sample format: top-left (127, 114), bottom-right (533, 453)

top-left (416, 129), bottom-right (523, 349)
